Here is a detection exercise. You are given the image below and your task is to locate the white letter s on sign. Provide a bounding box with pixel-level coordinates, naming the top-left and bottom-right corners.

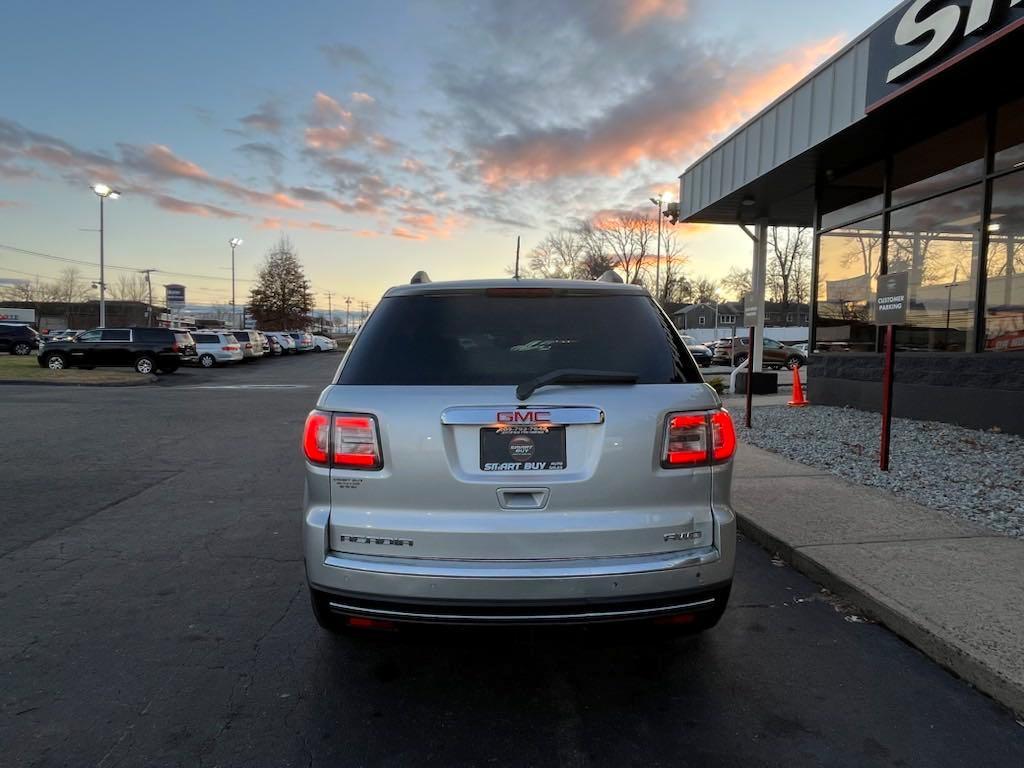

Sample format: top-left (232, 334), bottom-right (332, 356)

top-left (887, 0), bottom-right (963, 83)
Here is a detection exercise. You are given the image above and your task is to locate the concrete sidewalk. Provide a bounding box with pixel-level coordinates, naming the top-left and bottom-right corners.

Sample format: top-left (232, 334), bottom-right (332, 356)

top-left (733, 443), bottom-right (1024, 717)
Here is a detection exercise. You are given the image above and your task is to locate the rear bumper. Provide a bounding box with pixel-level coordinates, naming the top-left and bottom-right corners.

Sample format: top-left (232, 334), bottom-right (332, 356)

top-left (304, 507), bottom-right (736, 624)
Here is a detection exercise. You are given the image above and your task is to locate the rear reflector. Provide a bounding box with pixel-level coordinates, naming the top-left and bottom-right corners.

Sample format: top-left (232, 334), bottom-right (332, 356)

top-left (662, 409), bottom-right (736, 467)
top-left (654, 613), bottom-right (698, 625)
top-left (346, 616), bottom-right (396, 630)
top-left (303, 410), bottom-right (330, 464)
top-left (333, 414), bottom-right (383, 470)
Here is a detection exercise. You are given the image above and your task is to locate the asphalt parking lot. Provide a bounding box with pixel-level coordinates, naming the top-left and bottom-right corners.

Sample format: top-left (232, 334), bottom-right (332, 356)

top-left (2, 353), bottom-right (1023, 767)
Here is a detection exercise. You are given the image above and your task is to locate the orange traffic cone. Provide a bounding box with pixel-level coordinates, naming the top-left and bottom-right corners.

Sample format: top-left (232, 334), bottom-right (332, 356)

top-left (788, 363), bottom-right (809, 407)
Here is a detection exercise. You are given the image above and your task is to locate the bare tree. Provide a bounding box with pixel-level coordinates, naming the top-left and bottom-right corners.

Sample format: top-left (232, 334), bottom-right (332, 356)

top-left (51, 267), bottom-right (90, 304)
top-left (580, 212), bottom-right (655, 285)
top-left (641, 230), bottom-right (689, 304)
top-left (686, 276), bottom-right (721, 304)
top-left (0, 277), bottom-right (55, 302)
top-left (766, 227), bottom-right (812, 323)
top-left (721, 267), bottom-right (752, 300)
top-left (525, 230), bottom-right (588, 279)
top-left (110, 272), bottom-right (149, 302)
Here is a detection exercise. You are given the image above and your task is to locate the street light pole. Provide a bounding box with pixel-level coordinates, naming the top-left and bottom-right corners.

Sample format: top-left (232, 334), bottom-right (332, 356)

top-left (91, 184), bottom-right (121, 327)
top-left (649, 193), bottom-right (673, 302)
top-left (229, 238), bottom-right (243, 328)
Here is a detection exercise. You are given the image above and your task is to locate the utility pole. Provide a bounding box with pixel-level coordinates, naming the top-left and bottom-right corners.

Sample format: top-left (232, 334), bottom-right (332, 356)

top-left (139, 269), bottom-right (156, 326)
top-left (344, 296), bottom-right (353, 333)
top-left (323, 291), bottom-right (334, 333)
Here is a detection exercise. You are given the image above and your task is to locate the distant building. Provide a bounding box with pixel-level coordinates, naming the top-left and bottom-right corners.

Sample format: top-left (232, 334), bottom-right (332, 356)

top-left (0, 300), bottom-right (167, 331)
top-left (670, 300), bottom-right (809, 331)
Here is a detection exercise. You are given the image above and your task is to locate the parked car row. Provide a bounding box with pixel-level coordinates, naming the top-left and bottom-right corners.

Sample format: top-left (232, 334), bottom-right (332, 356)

top-left (33, 326), bottom-right (338, 374)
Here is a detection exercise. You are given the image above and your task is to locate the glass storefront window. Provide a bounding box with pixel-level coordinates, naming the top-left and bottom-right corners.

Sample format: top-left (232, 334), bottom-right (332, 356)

top-left (888, 185), bottom-right (983, 352)
top-left (814, 217), bottom-right (883, 352)
top-left (984, 170), bottom-right (1024, 352)
top-left (820, 162), bottom-right (884, 231)
top-left (994, 97), bottom-right (1024, 173)
top-left (891, 118), bottom-right (985, 207)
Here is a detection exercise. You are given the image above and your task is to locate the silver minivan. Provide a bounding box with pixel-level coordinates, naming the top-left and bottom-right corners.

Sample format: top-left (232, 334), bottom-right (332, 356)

top-left (302, 276), bottom-right (737, 630)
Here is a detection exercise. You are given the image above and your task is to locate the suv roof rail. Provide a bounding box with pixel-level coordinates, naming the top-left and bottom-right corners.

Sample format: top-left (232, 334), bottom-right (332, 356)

top-left (410, 270), bottom-right (431, 284)
top-left (596, 270), bottom-right (623, 284)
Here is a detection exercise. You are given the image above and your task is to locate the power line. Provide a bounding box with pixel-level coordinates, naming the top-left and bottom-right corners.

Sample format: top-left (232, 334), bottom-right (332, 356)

top-left (0, 243), bottom-right (256, 284)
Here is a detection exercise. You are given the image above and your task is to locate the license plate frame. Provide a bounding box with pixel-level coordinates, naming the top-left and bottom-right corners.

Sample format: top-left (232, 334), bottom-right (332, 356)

top-left (480, 426), bottom-right (566, 471)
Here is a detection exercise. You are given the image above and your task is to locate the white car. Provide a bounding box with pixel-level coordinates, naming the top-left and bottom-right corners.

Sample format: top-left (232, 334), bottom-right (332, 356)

top-left (312, 335), bottom-right (337, 352)
top-left (191, 331), bottom-right (244, 368)
top-left (264, 331), bottom-right (297, 354)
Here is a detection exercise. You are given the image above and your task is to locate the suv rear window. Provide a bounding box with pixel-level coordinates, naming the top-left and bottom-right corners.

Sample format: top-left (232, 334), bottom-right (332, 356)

top-left (193, 334), bottom-right (218, 343)
top-left (338, 292), bottom-right (700, 385)
top-left (233, 331), bottom-right (250, 341)
top-left (134, 328), bottom-right (169, 343)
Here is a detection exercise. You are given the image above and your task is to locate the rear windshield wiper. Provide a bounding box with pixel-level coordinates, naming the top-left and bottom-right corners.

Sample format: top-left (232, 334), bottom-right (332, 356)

top-left (516, 369), bottom-right (639, 401)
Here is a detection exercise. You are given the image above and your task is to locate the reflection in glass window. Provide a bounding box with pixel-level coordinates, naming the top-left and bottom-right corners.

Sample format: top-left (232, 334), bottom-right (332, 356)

top-left (891, 118), bottom-right (984, 207)
top-left (995, 97), bottom-right (1024, 173)
top-left (814, 217), bottom-right (882, 352)
top-left (820, 162), bottom-right (884, 231)
top-left (888, 185), bottom-right (983, 352)
top-left (984, 171), bottom-right (1024, 352)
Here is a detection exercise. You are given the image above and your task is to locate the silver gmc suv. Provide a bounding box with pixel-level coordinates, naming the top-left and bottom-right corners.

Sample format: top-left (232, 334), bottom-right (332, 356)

top-left (302, 274), bottom-right (737, 630)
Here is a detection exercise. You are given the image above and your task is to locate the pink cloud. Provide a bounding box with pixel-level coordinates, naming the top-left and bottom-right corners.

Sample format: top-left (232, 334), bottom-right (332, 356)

top-left (475, 36), bottom-right (844, 187)
top-left (259, 216), bottom-right (349, 232)
top-left (391, 212), bottom-right (461, 241)
top-left (620, 0), bottom-right (688, 30)
top-left (155, 195), bottom-right (245, 219)
top-left (352, 91), bottom-right (375, 104)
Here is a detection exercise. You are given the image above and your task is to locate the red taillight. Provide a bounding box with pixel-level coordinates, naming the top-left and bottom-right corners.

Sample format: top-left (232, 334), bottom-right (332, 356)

top-left (333, 414), bottom-right (382, 469)
top-left (662, 410), bottom-right (736, 468)
top-left (245, 342), bottom-right (253, 349)
top-left (303, 410), bottom-right (330, 464)
top-left (711, 410), bottom-right (737, 462)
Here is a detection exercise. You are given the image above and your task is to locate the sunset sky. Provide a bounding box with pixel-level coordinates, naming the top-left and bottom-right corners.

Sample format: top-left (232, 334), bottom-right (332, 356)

top-left (0, 0), bottom-right (898, 312)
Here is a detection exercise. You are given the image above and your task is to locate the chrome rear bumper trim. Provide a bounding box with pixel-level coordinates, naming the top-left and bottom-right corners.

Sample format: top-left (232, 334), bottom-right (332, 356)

top-left (327, 596), bottom-right (717, 623)
top-left (323, 546), bottom-right (720, 579)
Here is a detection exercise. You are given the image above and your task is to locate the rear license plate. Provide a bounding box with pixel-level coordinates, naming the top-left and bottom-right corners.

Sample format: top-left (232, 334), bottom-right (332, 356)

top-left (480, 426), bottom-right (566, 471)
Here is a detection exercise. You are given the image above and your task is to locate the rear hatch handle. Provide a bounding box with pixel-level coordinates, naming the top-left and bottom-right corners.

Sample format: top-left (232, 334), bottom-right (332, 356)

top-left (516, 369), bottom-right (638, 401)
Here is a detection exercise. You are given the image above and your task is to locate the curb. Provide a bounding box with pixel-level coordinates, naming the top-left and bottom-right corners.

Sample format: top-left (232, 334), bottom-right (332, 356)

top-left (737, 513), bottom-right (1024, 718)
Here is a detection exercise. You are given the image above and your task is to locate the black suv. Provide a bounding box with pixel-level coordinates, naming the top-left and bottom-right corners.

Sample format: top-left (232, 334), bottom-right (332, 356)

top-left (0, 323), bottom-right (41, 355)
top-left (38, 327), bottom-right (196, 374)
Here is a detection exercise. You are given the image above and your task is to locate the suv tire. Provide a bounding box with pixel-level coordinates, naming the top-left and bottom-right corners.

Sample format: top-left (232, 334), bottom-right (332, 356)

top-left (135, 355), bottom-right (156, 375)
top-left (45, 353), bottom-right (68, 370)
top-left (12, 342), bottom-right (31, 356)
top-left (199, 353), bottom-right (216, 368)
top-left (786, 355), bottom-right (804, 369)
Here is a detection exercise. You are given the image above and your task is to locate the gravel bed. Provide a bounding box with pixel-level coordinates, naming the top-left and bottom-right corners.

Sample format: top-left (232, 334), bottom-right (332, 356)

top-left (737, 405), bottom-right (1024, 537)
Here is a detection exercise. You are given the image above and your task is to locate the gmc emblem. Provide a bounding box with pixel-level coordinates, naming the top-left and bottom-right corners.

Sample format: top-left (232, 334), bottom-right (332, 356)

top-left (497, 411), bottom-right (551, 423)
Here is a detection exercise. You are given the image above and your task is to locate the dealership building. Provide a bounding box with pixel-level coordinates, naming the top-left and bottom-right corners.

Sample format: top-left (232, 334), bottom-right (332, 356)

top-left (680, 0), bottom-right (1024, 433)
